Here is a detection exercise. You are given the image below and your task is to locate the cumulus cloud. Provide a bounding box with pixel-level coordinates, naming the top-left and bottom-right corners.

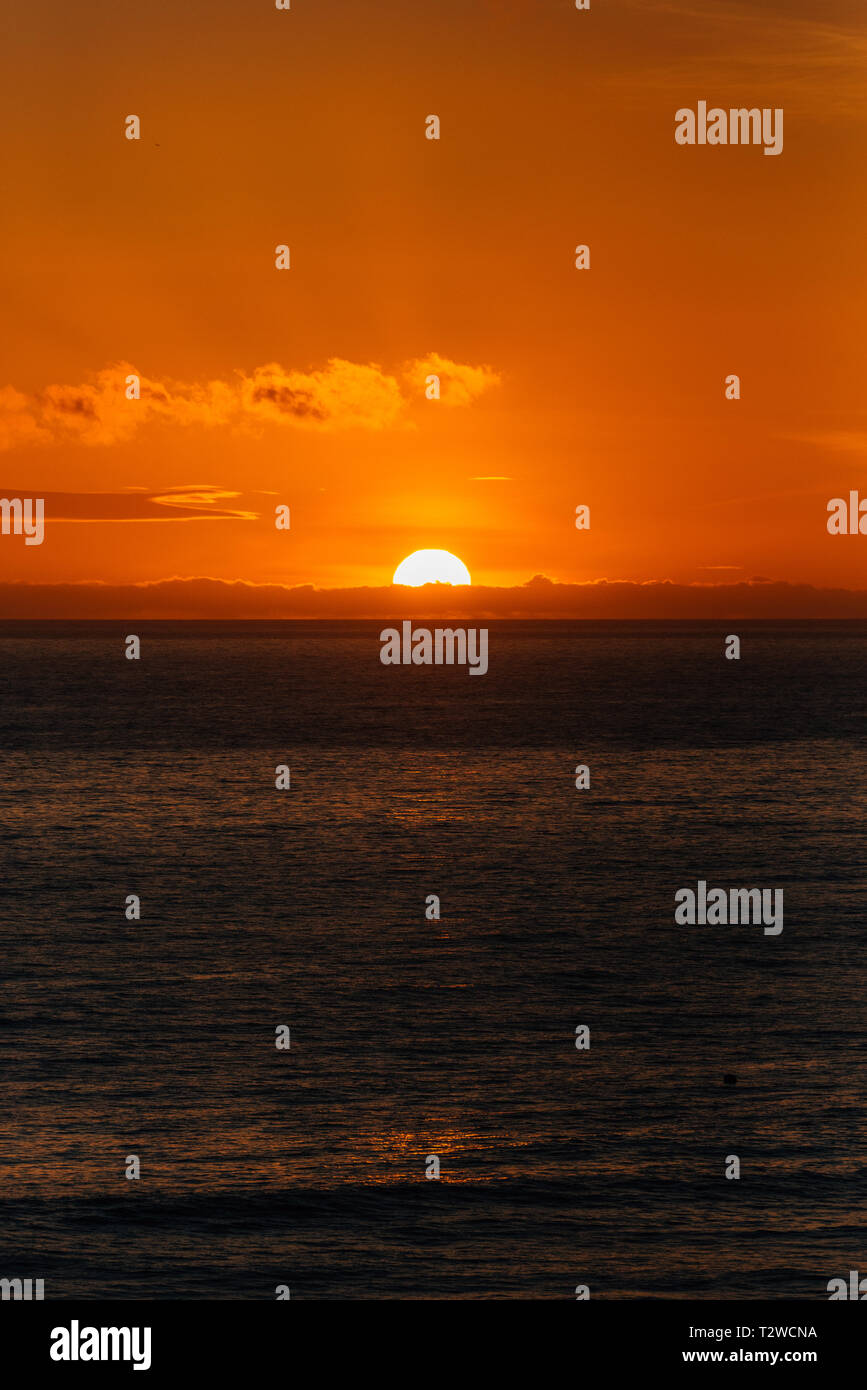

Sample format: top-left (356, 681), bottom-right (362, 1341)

top-left (0, 386), bottom-right (49, 450)
top-left (36, 363), bottom-right (236, 446)
top-left (0, 353), bottom-right (499, 450)
top-left (239, 359), bottom-right (406, 430)
top-left (404, 353), bottom-right (500, 406)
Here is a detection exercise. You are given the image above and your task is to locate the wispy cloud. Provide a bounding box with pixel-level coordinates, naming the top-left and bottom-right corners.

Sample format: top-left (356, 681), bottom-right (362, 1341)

top-left (0, 486), bottom-right (256, 522)
top-left (610, 0), bottom-right (867, 119)
top-left (785, 429), bottom-right (867, 454)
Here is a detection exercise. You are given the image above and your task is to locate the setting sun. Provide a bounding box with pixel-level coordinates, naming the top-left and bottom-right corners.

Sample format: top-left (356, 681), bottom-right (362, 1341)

top-left (392, 550), bottom-right (472, 587)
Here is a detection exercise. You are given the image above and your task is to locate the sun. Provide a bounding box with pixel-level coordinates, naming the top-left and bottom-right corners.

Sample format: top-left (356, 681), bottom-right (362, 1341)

top-left (393, 549), bottom-right (472, 586)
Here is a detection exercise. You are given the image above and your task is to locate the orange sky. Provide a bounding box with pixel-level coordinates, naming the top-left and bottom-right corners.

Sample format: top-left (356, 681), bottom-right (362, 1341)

top-left (1, 0), bottom-right (866, 613)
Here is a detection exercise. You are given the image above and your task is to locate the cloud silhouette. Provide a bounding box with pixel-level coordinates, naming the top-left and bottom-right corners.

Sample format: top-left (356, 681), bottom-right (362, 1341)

top-left (4, 575), bottom-right (867, 620)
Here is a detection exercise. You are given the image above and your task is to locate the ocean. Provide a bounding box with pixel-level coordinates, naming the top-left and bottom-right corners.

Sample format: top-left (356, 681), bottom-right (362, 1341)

top-left (1, 620), bottom-right (865, 1299)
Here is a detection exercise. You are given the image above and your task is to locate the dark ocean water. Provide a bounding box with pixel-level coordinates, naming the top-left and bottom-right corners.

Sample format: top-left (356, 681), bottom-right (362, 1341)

top-left (0, 620), bottom-right (865, 1299)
